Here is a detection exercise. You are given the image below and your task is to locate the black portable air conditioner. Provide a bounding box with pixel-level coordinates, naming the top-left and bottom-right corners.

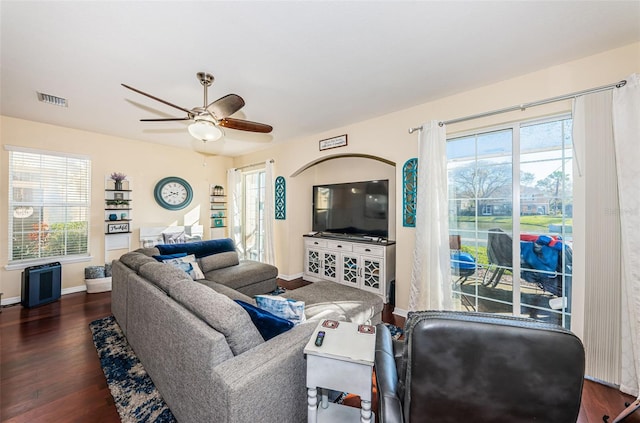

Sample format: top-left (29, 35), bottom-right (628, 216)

top-left (21, 262), bottom-right (62, 308)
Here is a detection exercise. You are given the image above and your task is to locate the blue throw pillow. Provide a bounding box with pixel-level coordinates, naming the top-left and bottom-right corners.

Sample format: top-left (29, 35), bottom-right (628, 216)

top-left (234, 300), bottom-right (294, 341)
top-left (156, 238), bottom-right (236, 258)
top-left (152, 252), bottom-right (188, 262)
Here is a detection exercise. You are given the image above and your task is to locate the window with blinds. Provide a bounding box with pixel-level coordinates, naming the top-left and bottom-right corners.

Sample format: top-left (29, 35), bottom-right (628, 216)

top-left (8, 147), bottom-right (91, 263)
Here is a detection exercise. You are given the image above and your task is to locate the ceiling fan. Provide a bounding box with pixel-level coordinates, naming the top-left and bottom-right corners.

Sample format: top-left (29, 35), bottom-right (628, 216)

top-left (122, 72), bottom-right (273, 142)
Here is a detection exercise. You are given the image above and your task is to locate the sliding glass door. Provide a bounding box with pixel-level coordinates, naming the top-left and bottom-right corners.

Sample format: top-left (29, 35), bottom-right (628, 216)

top-left (448, 116), bottom-right (573, 328)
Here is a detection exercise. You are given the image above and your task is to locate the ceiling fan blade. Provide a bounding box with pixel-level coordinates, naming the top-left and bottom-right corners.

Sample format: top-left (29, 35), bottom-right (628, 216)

top-left (218, 117), bottom-right (273, 133)
top-left (140, 117), bottom-right (191, 122)
top-left (122, 83), bottom-right (193, 115)
top-left (206, 94), bottom-right (245, 119)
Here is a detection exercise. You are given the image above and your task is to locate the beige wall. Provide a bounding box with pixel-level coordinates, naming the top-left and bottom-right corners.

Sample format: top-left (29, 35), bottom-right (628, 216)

top-left (1, 43), bottom-right (638, 308)
top-left (1, 117), bottom-right (232, 300)
top-left (235, 42), bottom-right (640, 312)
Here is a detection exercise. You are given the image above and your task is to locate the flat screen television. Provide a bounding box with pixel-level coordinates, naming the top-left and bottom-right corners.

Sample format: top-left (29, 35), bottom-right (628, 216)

top-left (312, 180), bottom-right (389, 238)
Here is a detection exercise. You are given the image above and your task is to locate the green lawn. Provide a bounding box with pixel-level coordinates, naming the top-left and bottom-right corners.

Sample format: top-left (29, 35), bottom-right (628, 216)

top-left (455, 215), bottom-right (572, 266)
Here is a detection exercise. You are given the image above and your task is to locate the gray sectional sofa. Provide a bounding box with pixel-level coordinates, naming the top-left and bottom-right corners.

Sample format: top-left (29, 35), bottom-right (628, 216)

top-left (111, 240), bottom-right (384, 423)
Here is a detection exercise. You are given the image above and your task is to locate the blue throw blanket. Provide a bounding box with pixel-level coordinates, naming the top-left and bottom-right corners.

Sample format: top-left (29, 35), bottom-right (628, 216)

top-left (156, 238), bottom-right (236, 258)
top-left (520, 235), bottom-right (572, 298)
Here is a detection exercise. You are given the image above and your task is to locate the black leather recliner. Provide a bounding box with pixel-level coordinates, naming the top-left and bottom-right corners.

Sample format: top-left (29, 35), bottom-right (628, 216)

top-left (375, 311), bottom-right (585, 423)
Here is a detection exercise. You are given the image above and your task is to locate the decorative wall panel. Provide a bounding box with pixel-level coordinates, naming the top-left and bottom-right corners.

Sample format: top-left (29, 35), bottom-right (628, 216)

top-left (403, 158), bottom-right (418, 227)
top-left (275, 176), bottom-right (286, 220)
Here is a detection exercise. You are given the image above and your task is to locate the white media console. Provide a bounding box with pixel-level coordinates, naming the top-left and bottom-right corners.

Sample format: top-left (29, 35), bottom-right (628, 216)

top-left (303, 235), bottom-right (396, 302)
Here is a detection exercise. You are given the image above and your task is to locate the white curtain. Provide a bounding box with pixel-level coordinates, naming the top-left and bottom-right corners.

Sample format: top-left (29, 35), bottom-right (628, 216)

top-left (263, 160), bottom-right (276, 265)
top-left (409, 120), bottom-right (452, 311)
top-left (227, 168), bottom-right (244, 255)
top-left (613, 73), bottom-right (640, 398)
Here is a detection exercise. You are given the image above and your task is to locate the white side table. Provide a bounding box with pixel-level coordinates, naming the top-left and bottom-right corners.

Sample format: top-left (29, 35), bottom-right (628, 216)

top-left (304, 319), bottom-right (376, 423)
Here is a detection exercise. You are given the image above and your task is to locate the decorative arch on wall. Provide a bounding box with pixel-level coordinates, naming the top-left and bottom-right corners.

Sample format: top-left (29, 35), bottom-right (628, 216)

top-left (290, 153), bottom-right (395, 177)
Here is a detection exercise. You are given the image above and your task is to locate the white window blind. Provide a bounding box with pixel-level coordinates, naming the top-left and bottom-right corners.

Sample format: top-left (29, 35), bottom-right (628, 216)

top-left (8, 148), bottom-right (91, 263)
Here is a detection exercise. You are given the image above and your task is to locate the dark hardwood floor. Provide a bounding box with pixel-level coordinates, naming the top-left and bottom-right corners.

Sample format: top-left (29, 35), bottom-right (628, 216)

top-left (0, 291), bottom-right (119, 422)
top-left (0, 281), bottom-right (637, 422)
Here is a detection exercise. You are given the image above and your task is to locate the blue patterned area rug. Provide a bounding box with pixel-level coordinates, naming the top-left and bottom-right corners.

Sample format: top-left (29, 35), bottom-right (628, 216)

top-left (89, 316), bottom-right (176, 423)
top-left (384, 323), bottom-right (404, 340)
top-left (268, 286), bottom-right (286, 295)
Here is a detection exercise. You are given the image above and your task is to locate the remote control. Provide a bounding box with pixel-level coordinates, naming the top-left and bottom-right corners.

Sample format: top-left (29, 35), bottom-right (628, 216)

top-left (315, 331), bottom-right (325, 347)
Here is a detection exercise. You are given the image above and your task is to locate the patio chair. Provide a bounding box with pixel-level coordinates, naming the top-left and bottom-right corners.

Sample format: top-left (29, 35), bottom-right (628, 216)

top-left (483, 228), bottom-right (573, 310)
top-left (374, 311), bottom-right (585, 423)
top-left (483, 228), bottom-right (513, 288)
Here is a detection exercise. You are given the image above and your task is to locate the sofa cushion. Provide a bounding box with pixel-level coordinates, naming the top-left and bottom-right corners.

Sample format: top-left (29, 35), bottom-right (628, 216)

top-left (135, 247), bottom-right (160, 257)
top-left (139, 261), bottom-right (191, 293)
top-left (199, 251), bottom-right (240, 273)
top-left (170, 282), bottom-right (264, 355)
top-left (282, 280), bottom-right (384, 324)
top-left (234, 300), bottom-right (294, 341)
top-left (206, 260), bottom-right (278, 290)
top-left (156, 238), bottom-right (236, 258)
top-left (120, 252), bottom-right (157, 272)
top-left (197, 280), bottom-right (256, 304)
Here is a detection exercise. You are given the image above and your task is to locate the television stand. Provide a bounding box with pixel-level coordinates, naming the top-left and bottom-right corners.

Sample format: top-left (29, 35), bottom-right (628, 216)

top-left (303, 235), bottom-right (396, 302)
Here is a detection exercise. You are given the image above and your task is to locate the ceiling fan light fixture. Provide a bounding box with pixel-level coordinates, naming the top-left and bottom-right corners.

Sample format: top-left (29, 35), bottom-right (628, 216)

top-left (188, 120), bottom-right (222, 142)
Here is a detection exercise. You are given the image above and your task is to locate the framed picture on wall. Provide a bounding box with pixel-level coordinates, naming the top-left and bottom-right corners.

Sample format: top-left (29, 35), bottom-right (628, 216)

top-left (319, 134), bottom-right (348, 151)
top-left (107, 222), bottom-right (130, 234)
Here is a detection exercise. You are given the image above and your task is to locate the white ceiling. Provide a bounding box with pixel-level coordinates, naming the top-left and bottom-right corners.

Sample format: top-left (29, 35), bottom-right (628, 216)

top-left (2, 1), bottom-right (639, 157)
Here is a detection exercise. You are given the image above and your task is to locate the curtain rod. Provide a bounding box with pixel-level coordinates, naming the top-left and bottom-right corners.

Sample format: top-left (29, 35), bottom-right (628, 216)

top-left (408, 79), bottom-right (627, 134)
top-left (236, 159), bottom-right (274, 170)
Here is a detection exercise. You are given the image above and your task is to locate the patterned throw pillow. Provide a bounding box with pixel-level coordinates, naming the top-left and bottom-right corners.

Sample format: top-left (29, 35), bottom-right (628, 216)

top-left (162, 231), bottom-right (186, 244)
top-left (153, 252), bottom-right (188, 262)
top-left (254, 295), bottom-right (305, 325)
top-left (163, 254), bottom-right (205, 280)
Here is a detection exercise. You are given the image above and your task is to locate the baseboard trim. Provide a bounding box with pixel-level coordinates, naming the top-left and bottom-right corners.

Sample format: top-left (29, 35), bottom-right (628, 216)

top-left (393, 307), bottom-right (408, 318)
top-left (65, 285), bottom-right (88, 295)
top-left (1, 296), bottom-right (21, 306)
top-left (278, 272), bottom-right (303, 281)
top-left (1, 285), bottom-right (88, 306)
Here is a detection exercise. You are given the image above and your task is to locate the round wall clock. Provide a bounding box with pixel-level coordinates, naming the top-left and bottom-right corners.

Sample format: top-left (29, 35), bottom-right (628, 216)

top-left (154, 176), bottom-right (193, 210)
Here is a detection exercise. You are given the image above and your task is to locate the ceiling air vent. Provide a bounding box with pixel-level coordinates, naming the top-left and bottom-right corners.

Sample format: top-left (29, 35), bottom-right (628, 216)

top-left (37, 92), bottom-right (68, 107)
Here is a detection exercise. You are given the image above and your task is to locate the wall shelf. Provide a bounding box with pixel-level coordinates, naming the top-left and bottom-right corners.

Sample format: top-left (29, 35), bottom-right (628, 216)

top-left (210, 185), bottom-right (227, 238)
top-left (104, 177), bottom-right (132, 262)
